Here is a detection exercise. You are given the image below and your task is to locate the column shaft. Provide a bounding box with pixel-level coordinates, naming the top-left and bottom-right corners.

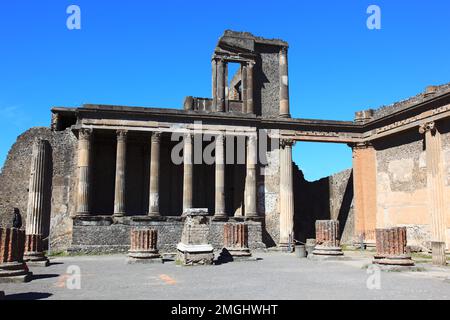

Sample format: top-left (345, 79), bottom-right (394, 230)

top-left (241, 64), bottom-right (248, 113)
top-left (279, 139), bottom-right (294, 246)
top-left (26, 139), bottom-right (50, 236)
top-left (279, 47), bottom-right (290, 117)
top-left (352, 142), bottom-right (377, 243)
top-left (245, 135), bottom-right (257, 217)
top-left (114, 130), bottom-right (127, 216)
top-left (217, 60), bottom-right (225, 112)
top-left (76, 129), bottom-right (92, 216)
top-left (183, 133), bottom-right (193, 213)
top-left (212, 59), bottom-right (217, 110)
top-left (246, 62), bottom-right (254, 114)
top-left (148, 132), bottom-right (161, 216)
top-left (421, 123), bottom-right (447, 245)
top-left (215, 134), bottom-right (226, 217)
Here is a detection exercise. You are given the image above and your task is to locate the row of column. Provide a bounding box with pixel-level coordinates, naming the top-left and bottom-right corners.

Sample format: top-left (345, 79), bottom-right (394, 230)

top-left (212, 59), bottom-right (254, 114)
top-left (76, 129), bottom-right (259, 219)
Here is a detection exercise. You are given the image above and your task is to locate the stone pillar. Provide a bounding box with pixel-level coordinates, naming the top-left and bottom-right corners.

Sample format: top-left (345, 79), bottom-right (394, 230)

top-left (351, 142), bottom-right (377, 245)
top-left (128, 228), bottom-right (161, 263)
top-left (148, 132), bottom-right (161, 217)
top-left (76, 128), bottom-right (92, 216)
top-left (26, 139), bottom-right (50, 236)
top-left (183, 132), bottom-right (193, 213)
top-left (279, 139), bottom-right (294, 248)
top-left (374, 227), bottom-right (414, 266)
top-left (313, 220), bottom-right (343, 256)
top-left (24, 234), bottom-right (49, 266)
top-left (279, 47), bottom-right (290, 118)
top-left (114, 130), bottom-right (127, 217)
top-left (241, 64), bottom-right (248, 113)
top-left (216, 59), bottom-right (226, 112)
top-left (219, 223), bottom-right (252, 261)
top-left (246, 62), bottom-right (254, 114)
top-left (0, 228), bottom-right (32, 283)
top-left (215, 134), bottom-right (226, 218)
top-left (212, 59), bottom-right (217, 110)
top-left (245, 135), bottom-right (257, 218)
top-left (419, 122), bottom-right (447, 265)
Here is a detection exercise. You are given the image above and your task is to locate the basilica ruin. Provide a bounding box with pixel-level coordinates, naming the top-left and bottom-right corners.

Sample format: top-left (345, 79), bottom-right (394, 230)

top-left (0, 30), bottom-right (449, 256)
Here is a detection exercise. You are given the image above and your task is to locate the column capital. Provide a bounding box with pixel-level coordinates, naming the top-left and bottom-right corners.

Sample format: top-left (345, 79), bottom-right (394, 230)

top-left (350, 141), bottom-right (373, 150)
top-left (116, 129), bottom-right (128, 141)
top-left (151, 132), bottom-right (162, 143)
top-left (280, 138), bottom-right (295, 148)
top-left (419, 121), bottom-right (436, 135)
top-left (79, 128), bottom-right (93, 141)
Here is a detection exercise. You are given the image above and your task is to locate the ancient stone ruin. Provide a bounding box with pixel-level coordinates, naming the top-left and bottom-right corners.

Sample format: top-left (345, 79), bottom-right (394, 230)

top-left (219, 223), bottom-right (253, 262)
top-left (374, 227), bottom-right (414, 267)
top-left (128, 228), bottom-right (162, 264)
top-left (312, 220), bottom-right (343, 257)
top-left (0, 228), bottom-right (32, 283)
top-left (177, 209), bottom-right (214, 266)
top-left (0, 30), bottom-right (448, 258)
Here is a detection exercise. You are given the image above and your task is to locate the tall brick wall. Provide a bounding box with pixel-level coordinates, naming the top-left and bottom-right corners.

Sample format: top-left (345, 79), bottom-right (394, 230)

top-left (0, 127), bottom-right (77, 253)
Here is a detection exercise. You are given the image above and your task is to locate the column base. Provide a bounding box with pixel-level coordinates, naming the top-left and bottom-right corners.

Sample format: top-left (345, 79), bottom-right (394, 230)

top-left (278, 113), bottom-right (291, 118)
top-left (24, 252), bottom-right (50, 267)
top-left (218, 248), bottom-right (256, 263)
top-left (127, 250), bottom-right (163, 264)
top-left (312, 245), bottom-right (344, 257)
top-left (0, 262), bottom-right (32, 283)
top-left (373, 255), bottom-right (414, 267)
top-left (212, 214), bottom-right (228, 221)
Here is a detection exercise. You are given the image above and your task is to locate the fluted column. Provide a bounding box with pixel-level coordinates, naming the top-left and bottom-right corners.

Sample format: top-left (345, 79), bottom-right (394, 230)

top-left (148, 132), bottom-right (161, 217)
top-left (183, 132), bottom-right (193, 213)
top-left (25, 139), bottom-right (50, 236)
top-left (279, 139), bottom-right (294, 247)
top-left (245, 135), bottom-right (257, 218)
top-left (279, 47), bottom-right (290, 118)
top-left (215, 134), bottom-right (226, 217)
top-left (246, 62), bottom-right (254, 114)
top-left (217, 59), bottom-right (226, 112)
top-left (76, 128), bottom-right (92, 216)
top-left (419, 122), bottom-right (447, 263)
top-left (114, 130), bottom-right (127, 217)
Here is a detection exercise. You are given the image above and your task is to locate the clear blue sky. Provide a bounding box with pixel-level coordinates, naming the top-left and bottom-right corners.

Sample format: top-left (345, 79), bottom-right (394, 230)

top-left (0, 0), bottom-right (449, 181)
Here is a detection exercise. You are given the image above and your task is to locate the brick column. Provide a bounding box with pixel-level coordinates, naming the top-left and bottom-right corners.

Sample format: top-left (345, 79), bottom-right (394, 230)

top-left (0, 228), bottom-right (32, 283)
top-left (128, 228), bottom-right (161, 263)
top-left (245, 135), bottom-right (257, 218)
top-left (114, 130), bottom-right (128, 217)
top-left (183, 132), bottom-right (193, 213)
top-left (76, 128), bottom-right (93, 216)
top-left (148, 132), bottom-right (161, 217)
top-left (374, 227), bottom-right (414, 266)
top-left (313, 220), bottom-right (344, 256)
top-left (279, 47), bottom-right (290, 118)
top-left (215, 134), bottom-right (226, 218)
top-left (419, 122), bottom-right (447, 265)
top-left (279, 138), bottom-right (294, 248)
top-left (352, 142), bottom-right (377, 245)
top-left (220, 223), bottom-right (252, 261)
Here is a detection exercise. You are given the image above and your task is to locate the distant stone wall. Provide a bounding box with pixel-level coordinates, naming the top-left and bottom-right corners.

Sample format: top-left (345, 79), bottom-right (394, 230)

top-left (0, 127), bottom-right (77, 253)
top-left (293, 166), bottom-right (354, 245)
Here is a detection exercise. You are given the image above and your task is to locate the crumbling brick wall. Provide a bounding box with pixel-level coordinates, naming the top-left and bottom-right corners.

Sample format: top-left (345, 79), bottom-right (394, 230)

top-left (0, 127), bottom-right (77, 253)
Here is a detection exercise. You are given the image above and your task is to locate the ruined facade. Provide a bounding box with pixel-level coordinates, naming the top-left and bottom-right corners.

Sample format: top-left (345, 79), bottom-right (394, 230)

top-left (0, 31), bottom-right (449, 253)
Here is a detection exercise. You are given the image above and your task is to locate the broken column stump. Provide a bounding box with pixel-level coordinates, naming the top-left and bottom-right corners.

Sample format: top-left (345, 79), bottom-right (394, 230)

top-left (219, 223), bottom-right (253, 262)
top-left (127, 228), bottom-right (162, 264)
top-left (24, 234), bottom-right (50, 267)
top-left (177, 209), bottom-right (214, 266)
top-left (431, 241), bottom-right (447, 266)
top-left (0, 228), bottom-right (32, 283)
top-left (312, 220), bottom-right (344, 257)
top-left (373, 227), bottom-right (414, 266)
